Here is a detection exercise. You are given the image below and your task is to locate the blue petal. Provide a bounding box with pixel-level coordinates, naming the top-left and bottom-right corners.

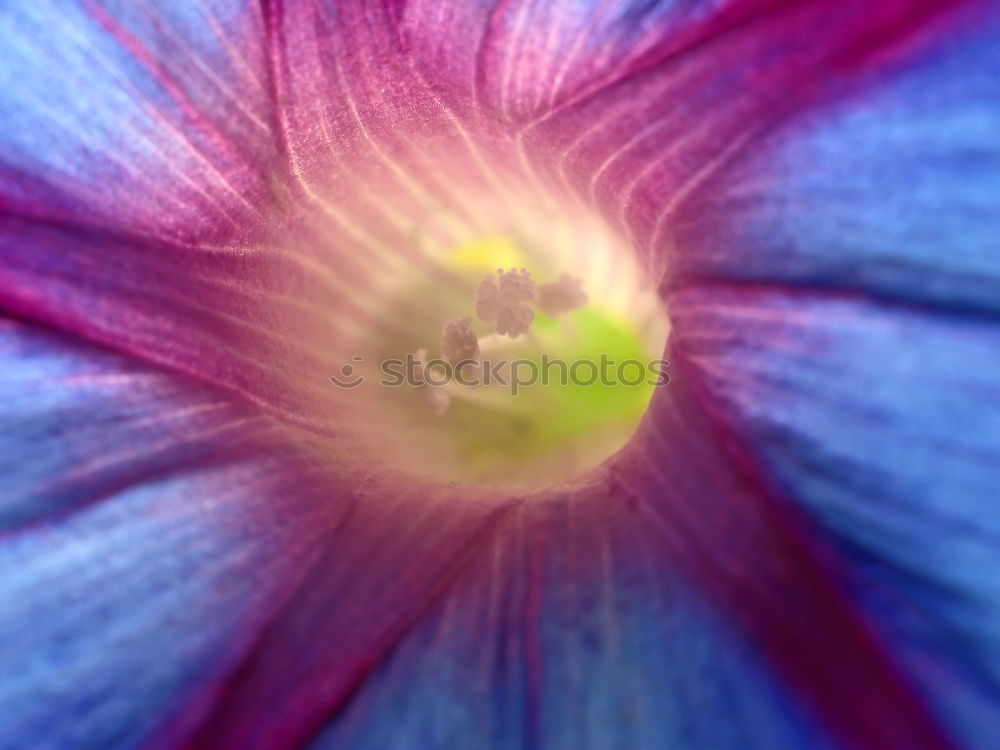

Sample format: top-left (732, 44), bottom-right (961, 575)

top-left (0, 0), bottom-right (276, 242)
top-left (306, 499), bottom-right (842, 750)
top-left (0, 319), bottom-right (343, 749)
top-left (671, 4), bottom-right (1000, 314)
top-left (671, 284), bottom-right (1000, 748)
top-left (661, 11), bottom-right (1000, 745)
top-left (0, 319), bottom-right (261, 529)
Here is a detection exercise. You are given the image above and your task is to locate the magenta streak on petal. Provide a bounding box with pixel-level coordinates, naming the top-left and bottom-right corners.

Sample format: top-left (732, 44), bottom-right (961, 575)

top-left (1, 4), bottom-right (280, 247)
top-left (480, 0), bottom-right (781, 125)
top-left (521, 0), bottom-right (972, 273)
top-left (522, 509), bottom-right (549, 747)
top-left (141, 490), bottom-right (365, 750)
top-left (81, 0), bottom-right (263, 176)
top-left (72, 5), bottom-right (267, 234)
top-left (0, 216), bottom-right (361, 439)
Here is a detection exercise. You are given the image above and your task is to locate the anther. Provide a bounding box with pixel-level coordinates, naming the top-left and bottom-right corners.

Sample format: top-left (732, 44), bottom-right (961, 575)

top-left (441, 316), bottom-right (481, 380)
top-left (476, 268), bottom-right (535, 339)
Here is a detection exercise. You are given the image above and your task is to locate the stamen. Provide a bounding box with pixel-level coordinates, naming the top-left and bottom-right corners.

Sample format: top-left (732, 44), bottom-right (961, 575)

top-left (440, 316), bottom-right (481, 377)
top-left (476, 267), bottom-right (535, 339)
top-left (410, 347), bottom-right (429, 385)
top-left (363, 222), bottom-right (667, 489)
top-left (425, 386), bottom-right (450, 416)
top-left (536, 273), bottom-right (587, 316)
top-left (411, 347), bottom-right (451, 415)
top-left (476, 332), bottom-right (507, 351)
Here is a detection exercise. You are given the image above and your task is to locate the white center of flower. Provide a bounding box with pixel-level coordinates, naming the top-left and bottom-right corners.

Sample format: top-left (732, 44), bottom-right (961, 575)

top-left (341, 208), bottom-right (666, 492)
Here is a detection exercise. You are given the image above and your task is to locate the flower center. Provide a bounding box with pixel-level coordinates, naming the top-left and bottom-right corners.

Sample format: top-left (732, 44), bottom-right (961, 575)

top-left (341, 212), bottom-right (666, 491)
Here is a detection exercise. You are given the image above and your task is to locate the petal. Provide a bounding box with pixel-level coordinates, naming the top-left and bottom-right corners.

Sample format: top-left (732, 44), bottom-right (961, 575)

top-left (668, 1), bottom-right (1000, 312)
top-left (292, 370), bottom-right (955, 749)
top-left (520, 0), bottom-right (978, 266)
top-left (307, 496), bottom-right (842, 750)
top-left (176, 492), bottom-right (518, 749)
top-left (0, 317), bottom-right (271, 530)
top-left (0, 216), bottom-right (355, 433)
top-left (671, 287), bottom-right (1000, 747)
top-left (0, 2), bottom-right (344, 428)
top-left (659, 10), bottom-right (1000, 744)
top-left (0, 0), bottom-right (278, 243)
top-left (401, 0), bottom-right (720, 122)
top-left (259, 0), bottom-right (522, 248)
top-left (0, 319), bottom-right (346, 747)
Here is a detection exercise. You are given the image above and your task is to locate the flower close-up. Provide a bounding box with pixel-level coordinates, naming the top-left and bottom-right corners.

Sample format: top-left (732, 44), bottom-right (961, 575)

top-left (1, 1), bottom-right (999, 748)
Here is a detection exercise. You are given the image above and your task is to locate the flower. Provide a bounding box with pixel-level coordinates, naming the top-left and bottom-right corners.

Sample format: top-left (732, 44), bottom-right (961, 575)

top-left (1, 1), bottom-right (999, 749)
